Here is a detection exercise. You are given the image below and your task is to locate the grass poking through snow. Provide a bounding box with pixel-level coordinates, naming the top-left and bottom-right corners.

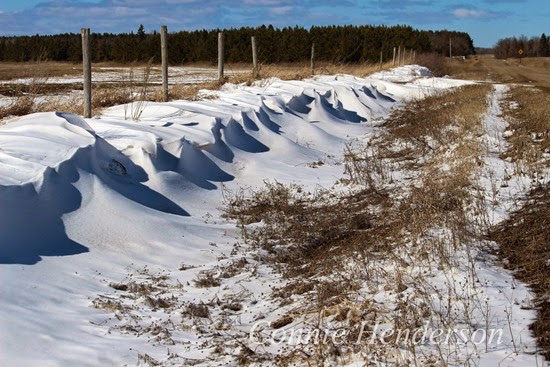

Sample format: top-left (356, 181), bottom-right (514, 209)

top-left (222, 83), bottom-right (543, 365)
top-left (491, 84), bottom-right (550, 359)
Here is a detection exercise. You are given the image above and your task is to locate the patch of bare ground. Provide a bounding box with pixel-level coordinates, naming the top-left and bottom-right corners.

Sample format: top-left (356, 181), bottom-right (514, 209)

top-left (0, 61), bottom-right (82, 81)
top-left (490, 85), bottom-right (550, 359)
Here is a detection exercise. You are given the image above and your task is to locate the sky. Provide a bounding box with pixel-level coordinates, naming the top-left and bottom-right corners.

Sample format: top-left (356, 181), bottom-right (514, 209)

top-left (0, 0), bottom-right (548, 47)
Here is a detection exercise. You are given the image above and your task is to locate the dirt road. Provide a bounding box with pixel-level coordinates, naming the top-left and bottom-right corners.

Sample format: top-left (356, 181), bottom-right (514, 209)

top-left (450, 55), bottom-right (550, 87)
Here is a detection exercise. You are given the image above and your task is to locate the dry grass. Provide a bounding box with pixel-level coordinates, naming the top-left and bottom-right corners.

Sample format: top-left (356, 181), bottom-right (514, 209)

top-left (252, 61), bottom-right (392, 80)
top-left (501, 85), bottom-right (550, 174)
top-left (222, 84), bottom-right (500, 365)
top-left (490, 185), bottom-right (550, 359)
top-left (383, 84), bottom-right (489, 148)
top-left (415, 53), bottom-right (451, 76)
top-left (193, 270), bottom-right (222, 288)
top-left (0, 97), bottom-right (34, 120)
top-left (490, 85), bottom-right (550, 359)
top-left (222, 182), bottom-right (388, 280)
top-left (364, 84), bottom-right (490, 260)
top-left (0, 61), bottom-right (81, 81)
top-left (224, 83), bottom-right (492, 275)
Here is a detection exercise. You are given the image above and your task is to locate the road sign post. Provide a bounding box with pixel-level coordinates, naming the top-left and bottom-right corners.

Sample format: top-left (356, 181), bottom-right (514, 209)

top-left (518, 49), bottom-right (524, 64)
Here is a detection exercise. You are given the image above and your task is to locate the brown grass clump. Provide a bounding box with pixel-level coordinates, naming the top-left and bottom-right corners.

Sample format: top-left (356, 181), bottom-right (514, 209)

top-left (0, 76), bottom-right (49, 120)
top-left (415, 53), bottom-right (451, 77)
top-left (92, 84), bottom-right (134, 109)
top-left (183, 302), bottom-right (210, 319)
top-left (222, 182), bottom-right (387, 280)
top-left (193, 270), bottom-right (221, 288)
top-left (169, 79), bottom-right (226, 101)
top-left (0, 97), bottom-right (34, 120)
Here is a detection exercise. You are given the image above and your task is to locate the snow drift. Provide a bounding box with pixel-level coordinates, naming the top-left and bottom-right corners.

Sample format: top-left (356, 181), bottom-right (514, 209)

top-left (1, 69), bottom-right (434, 265)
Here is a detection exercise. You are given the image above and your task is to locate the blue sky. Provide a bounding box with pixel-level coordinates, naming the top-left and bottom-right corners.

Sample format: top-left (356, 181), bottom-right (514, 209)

top-left (0, 0), bottom-right (548, 47)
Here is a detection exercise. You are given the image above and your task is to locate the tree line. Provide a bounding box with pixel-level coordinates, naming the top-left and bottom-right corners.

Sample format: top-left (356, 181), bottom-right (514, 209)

top-left (494, 33), bottom-right (550, 59)
top-left (0, 24), bottom-right (474, 64)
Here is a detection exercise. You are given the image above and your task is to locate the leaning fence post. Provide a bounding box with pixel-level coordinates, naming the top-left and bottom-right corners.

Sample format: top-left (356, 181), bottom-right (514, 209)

top-left (218, 31), bottom-right (224, 81)
top-left (81, 28), bottom-right (92, 118)
top-left (160, 25), bottom-right (168, 102)
top-left (251, 36), bottom-right (258, 77)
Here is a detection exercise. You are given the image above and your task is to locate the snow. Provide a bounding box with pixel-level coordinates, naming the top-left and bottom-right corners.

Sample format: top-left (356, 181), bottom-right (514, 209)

top-left (0, 66), bottom-right (230, 86)
top-left (0, 66), bottom-right (547, 366)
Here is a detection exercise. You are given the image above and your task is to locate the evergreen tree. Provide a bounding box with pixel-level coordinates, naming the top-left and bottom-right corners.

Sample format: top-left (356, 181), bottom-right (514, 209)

top-left (137, 24), bottom-right (146, 41)
top-left (540, 33), bottom-right (549, 57)
top-left (0, 24), bottom-right (475, 64)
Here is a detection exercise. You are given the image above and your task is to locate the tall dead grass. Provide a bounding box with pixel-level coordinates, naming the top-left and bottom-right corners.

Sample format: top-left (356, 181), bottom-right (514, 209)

top-left (501, 86), bottom-right (550, 177)
top-left (0, 76), bottom-right (49, 120)
top-left (415, 53), bottom-right (451, 77)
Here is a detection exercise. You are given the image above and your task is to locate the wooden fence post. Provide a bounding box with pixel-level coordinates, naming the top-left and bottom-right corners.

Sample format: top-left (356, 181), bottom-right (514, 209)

top-left (81, 28), bottom-right (92, 118)
top-left (397, 46), bottom-right (401, 67)
top-left (218, 32), bottom-right (224, 81)
top-left (379, 50), bottom-right (383, 70)
top-left (251, 36), bottom-right (258, 77)
top-left (393, 47), bottom-right (396, 66)
top-left (160, 26), bottom-right (169, 102)
top-left (311, 43), bottom-right (315, 75)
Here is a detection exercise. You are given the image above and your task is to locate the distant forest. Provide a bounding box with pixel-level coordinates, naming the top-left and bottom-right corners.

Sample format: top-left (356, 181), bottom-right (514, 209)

top-left (0, 25), bottom-right (474, 64)
top-left (494, 34), bottom-right (550, 59)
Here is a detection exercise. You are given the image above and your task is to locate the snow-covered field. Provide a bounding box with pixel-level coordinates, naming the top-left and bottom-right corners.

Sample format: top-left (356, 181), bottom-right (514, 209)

top-left (0, 66), bottom-right (232, 116)
top-left (0, 66), bottom-right (547, 366)
top-left (0, 66), bottom-right (225, 86)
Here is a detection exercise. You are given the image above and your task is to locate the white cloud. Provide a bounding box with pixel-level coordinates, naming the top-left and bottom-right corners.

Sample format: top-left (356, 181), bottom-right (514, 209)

top-left (453, 8), bottom-right (487, 18)
top-left (268, 5), bottom-right (293, 15)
